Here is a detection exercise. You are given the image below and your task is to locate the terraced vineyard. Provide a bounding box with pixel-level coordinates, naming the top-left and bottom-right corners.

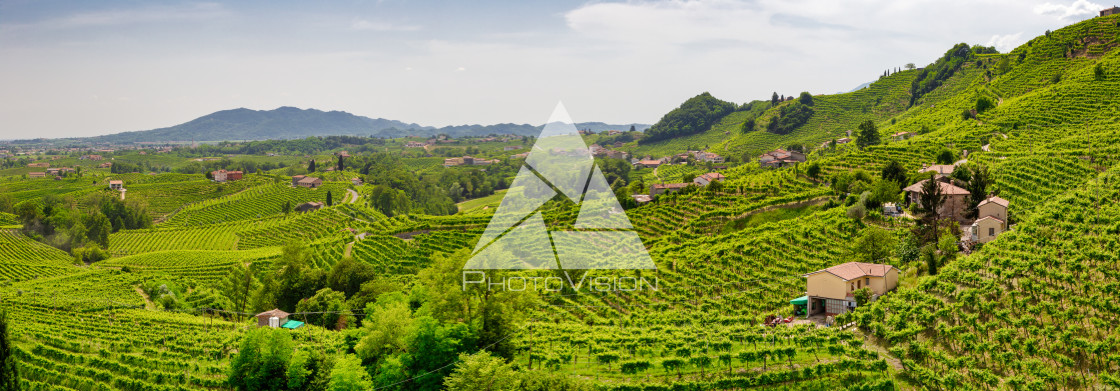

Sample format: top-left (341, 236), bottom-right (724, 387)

top-left (109, 224), bottom-right (241, 255)
top-left (0, 229), bottom-right (78, 282)
top-left (98, 248), bottom-right (281, 288)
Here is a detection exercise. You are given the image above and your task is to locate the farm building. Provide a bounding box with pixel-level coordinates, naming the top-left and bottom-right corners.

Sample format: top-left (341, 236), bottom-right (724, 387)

top-left (1102, 6), bottom-right (1119, 16)
top-left (98, 162), bottom-right (112, 168)
top-left (82, 155), bottom-right (103, 161)
top-left (649, 183), bottom-right (690, 197)
top-left (920, 164), bottom-right (956, 176)
top-left (27, 162), bottom-right (50, 168)
top-left (28, 172), bottom-right (46, 179)
top-left (291, 175), bottom-right (306, 186)
top-left (256, 309), bottom-right (290, 328)
top-left (631, 194), bottom-right (652, 204)
top-left (891, 132), bottom-right (912, 141)
top-left (296, 202), bottom-right (324, 213)
top-left (903, 180), bottom-right (971, 222)
top-left (970, 196), bottom-right (1010, 243)
top-left (109, 180), bottom-right (124, 190)
top-left (336, 151), bottom-right (350, 158)
top-left (759, 149), bottom-right (806, 168)
top-left (801, 262), bottom-right (898, 316)
top-left (297, 177), bottom-right (323, 189)
top-left (691, 151), bottom-right (724, 163)
top-left (693, 172), bottom-right (726, 186)
top-left (634, 159), bottom-right (664, 169)
top-left (211, 169), bottom-right (243, 182)
top-left (351, 177), bottom-right (363, 186)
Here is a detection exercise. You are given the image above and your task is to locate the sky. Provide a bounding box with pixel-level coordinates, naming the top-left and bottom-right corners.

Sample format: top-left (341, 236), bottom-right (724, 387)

top-left (0, 0), bottom-right (1109, 139)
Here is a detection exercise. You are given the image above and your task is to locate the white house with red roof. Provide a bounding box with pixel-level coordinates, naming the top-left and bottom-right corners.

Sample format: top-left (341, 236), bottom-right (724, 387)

top-left (802, 262), bottom-right (898, 316)
top-left (693, 172), bottom-right (726, 186)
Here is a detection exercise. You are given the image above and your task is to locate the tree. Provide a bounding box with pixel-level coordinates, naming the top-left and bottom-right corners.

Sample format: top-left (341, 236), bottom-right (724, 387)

top-left (443, 351), bottom-right (518, 391)
top-left (741, 118), bottom-right (755, 133)
top-left (295, 288), bottom-right (353, 330)
top-left (771, 92), bottom-right (779, 106)
top-left (852, 226), bottom-right (895, 263)
top-left (326, 191), bottom-right (333, 207)
top-left (806, 162), bottom-right (821, 180)
top-left (853, 287), bottom-right (873, 307)
top-left (629, 125), bottom-right (636, 132)
top-left (327, 257), bottom-right (377, 297)
top-left (309, 160), bottom-right (317, 172)
top-left (228, 327), bottom-right (295, 391)
top-left (337, 155), bottom-right (344, 171)
top-left (856, 120), bottom-right (880, 148)
top-left (905, 63), bottom-right (916, 70)
top-left (0, 308), bottom-right (17, 391)
top-left (881, 160), bottom-right (907, 185)
top-left (922, 245), bottom-right (939, 275)
top-left (936, 149), bottom-right (955, 165)
top-left (846, 202), bottom-right (866, 220)
top-left (1095, 62), bottom-right (1105, 80)
top-left (799, 91), bottom-right (814, 106)
top-left (913, 178), bottom-right (945, 245)
top-left (963, 165), bottom-right (993, 220)
top-left (329, 354), bottom-right (374, 391)
top-left (222, 263), bottom-right (258, 319)
top-left (282, 200), bottom-right (292, 215)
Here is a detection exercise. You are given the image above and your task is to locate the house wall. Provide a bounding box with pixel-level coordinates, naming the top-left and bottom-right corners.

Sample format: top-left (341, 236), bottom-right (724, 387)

top-left (978, 203), bottom-right (1007, 221)
top-left (974, 218), bottom-right (1003, 243)
top-left (867, 269), bottom-right (898, 294)
top-left (806, 273), bottom-right (847, 300)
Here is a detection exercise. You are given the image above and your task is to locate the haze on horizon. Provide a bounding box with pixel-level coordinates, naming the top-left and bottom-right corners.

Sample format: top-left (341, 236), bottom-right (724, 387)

top-left (0, 0), bottom-right (1106, 139)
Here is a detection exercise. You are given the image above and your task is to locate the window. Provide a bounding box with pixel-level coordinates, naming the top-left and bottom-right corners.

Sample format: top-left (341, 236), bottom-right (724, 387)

top-left (866, 278), bottom-right (870, 286)
top-left (989, 227), bottom-right (995, 236)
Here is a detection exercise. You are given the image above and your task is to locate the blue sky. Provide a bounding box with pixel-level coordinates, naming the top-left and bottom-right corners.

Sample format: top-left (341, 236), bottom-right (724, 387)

top-left (0, 0), bottom-right (1107, 138)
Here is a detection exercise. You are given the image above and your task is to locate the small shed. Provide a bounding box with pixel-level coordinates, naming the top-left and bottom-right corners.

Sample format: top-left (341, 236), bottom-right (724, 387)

top-left (256, 309), bottom-right (290, 328)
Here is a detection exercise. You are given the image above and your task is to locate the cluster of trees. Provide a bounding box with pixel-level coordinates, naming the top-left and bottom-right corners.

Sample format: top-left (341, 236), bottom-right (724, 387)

top-left (188, 136), bottom-right (386, 156)
top-left (186, 158), bottom-right (287, 176)
top-left (225, 248), bottom-right (564, 390)
top-left (0, 308), bottom-right (16, 391)
top-left (642, 92), bottom-right (736, 143)
top-left (766, 103), bottom-right (814, 135)
top-left (856, 120), bottom-right (881, 148)
top-left (832, 161), bottom-right (907, 221)
top-left (357, 154), bottom-right (516, 216)
top-left (15, 193), bottom-right (151, 261)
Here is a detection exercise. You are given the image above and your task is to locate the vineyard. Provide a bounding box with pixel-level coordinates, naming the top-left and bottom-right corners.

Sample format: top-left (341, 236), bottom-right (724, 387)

top-left (4, 13), bottom-right (1120, 391)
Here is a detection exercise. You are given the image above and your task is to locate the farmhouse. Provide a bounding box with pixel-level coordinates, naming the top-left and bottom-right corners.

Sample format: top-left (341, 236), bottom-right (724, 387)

top-left (296, 201), bottom-right (324, 213)
top-left (82, 155), bottom-right (103, 161)
top-left (903, 180), bottom-right (971, 222)
top-left (291, 175), bottom-right (306, 187)
top-left (970, 196), bottom-right (1010, 243)
top-left (691, 151), bottom-right (724, 163)
top-left (211, 169), bottom-right (243, 182)
top-left (28, 172), bottom-right (46, 179)
top-left (27, 163), bottom-right (50, 168)
top-left (920, 164), bottom-right (956, 176)
top-left (693, 172), bottom-right (726, 186)
top-left (634, 159), bottom-right (663, 169)
top-left (351, 177), bottom-right (363, 186)
top-left (801, 262), bottom-right (898, 316)
top-left (109, 180), bottom-right (124, 190)
top-left (443, 156), bottom-right (498, 167)
top-left (405, 142), bottom-right (427, 148)
top-left (503, 146), bottom-right (519, 151)
top-left (1102, 6), bottom-right (1119, 16)
top-left (891, 131), bottom-right (912, 141)
top-left (297, 177), bottom-right (323, 189)
top-left (759, 149), bottom-right (806, 168)
top-left (336, 151), bottom-right (350, 158)
top-left (98, 162), bottom-right (112, 168)
top-left (649, 183), bottom-right (690, 197)
top-left (836, 137), bottom-right (851, 144)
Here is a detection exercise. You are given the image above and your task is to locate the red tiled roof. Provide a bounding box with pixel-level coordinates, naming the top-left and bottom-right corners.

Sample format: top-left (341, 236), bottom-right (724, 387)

top-left (698, 172), bottom-right (725, 181)
top-left (978, 196), bottom-right (1009, 208)
top-left (903, 179), bottom-right (970, 195)
top-left (806, 262), bottom-right (894, 281)
top-left (256, 308), bottom-right (290, 318)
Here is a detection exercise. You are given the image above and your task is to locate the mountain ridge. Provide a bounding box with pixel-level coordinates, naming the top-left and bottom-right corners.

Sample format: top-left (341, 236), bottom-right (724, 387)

top-left (78, 106), bottom-right (650, 143)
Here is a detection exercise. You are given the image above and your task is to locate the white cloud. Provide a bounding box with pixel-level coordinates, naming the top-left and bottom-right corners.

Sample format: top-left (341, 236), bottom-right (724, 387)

top-left (350, 19), bottom-right (421, 32)
top-left (987, 32), bottom-right (1025, 52)
top-left (1033, 0), bottom-right (1103, 20)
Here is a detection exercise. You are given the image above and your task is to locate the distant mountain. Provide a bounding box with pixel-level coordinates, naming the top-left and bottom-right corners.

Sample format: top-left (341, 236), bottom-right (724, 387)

top-left (82, 107), bottom-right (648, 143)
top-left (847, 81), bottom-right (873, 92)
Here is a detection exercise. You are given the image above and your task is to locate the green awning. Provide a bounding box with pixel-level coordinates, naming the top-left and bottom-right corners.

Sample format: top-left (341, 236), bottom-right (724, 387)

top-left (790, 295), bottom-right (808, 306)
top-left (281, 320), bottom-right (304, 329)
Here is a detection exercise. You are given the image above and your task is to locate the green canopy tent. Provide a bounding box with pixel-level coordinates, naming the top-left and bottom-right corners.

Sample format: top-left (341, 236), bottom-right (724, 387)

top-left (790, 295), bottom-right (808, 317)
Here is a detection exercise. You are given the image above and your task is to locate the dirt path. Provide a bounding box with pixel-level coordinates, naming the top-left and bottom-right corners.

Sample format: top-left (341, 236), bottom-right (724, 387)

top-left (134, 286), bottom-right (155, 310)
top-left (853, 329), bottom-right (905, 370)
top-left (344, 241), bottom-right (354, 258)
top-left (653, 165), bottom-right (662, 182)
top-left (346, 188), bottom-right (360, 204)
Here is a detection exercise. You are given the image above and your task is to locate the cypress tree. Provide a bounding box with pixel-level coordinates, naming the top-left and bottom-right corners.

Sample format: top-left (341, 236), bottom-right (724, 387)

top-left (0, 307), bottom-right (18, 391)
